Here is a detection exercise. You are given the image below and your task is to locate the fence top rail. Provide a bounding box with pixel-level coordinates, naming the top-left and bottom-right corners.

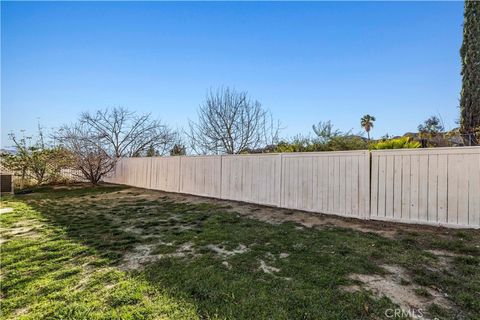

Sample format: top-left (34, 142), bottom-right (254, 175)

top-left (117, 150), bottom-right (370, 161)
top-left (279, 150), bottom-right (369, 158)
top-left (370, 146), bottom-right (480, 156)
top-left (116, 147), bottom-right (479, 161)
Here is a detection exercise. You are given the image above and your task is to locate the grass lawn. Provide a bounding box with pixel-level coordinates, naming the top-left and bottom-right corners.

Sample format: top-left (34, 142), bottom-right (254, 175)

top-left (1, 184), bottom-right (479, 319)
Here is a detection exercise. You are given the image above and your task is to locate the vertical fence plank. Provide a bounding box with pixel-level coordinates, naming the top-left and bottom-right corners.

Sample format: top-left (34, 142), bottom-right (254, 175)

top-left (437, 154), bottom-right (448, 224)
top-left (370, 154), bottom-right (379, 217)
top-left (339, 157), bottom-right (346, 214)
top-left (377, 155), bottom-right (386, 217)
top-left (352, 156), bottom-right (360, 216)
top-left (427, 154), bottom-right (438, 222)
top-left (418, 155), bottom-right (429, 222)
top-left (345, 156), bottom-right (352, 216)
top-left (469, 153), bottom-right (480, 227)
top-left (321, 156), bottom-right (329, 213)
top-left (334, 156), bottom-right (340, 213)
top-left (457, 155), bottom-right (469, 225)
top-left (410, 154), bottom-right (420, 221)
top-left (447, 154), bottom-right (458, 224)
top-left (385, 155), bottom-right (395, 219)
top-left (393, 155), bottom-right (403, 219)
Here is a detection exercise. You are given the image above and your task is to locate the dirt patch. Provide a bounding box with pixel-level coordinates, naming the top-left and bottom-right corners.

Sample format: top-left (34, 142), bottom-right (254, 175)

top-left (258, 259), bottom-right (292, 281)
top-left (0, 208), bottom-right (14, 214)
top-left (426, 249), bottom-right (464, 258)
top-left (0, 226), bottom-right (33, 235)
top-left (73, 266), bottom-right (115, 291)
top-left (0, 219), bottom-right (42, 252)
top-left (206, 244), bottom-right (248, 257)
top-left (124, 188), bottom-right (449, 239)
top-left (120, 244), bottom-right (155, 270)
top-left (344, 265), bottom-right (452, 320)
top-left (120, 242), bottom-right (196, 270)
top-left (205, 244), bottom-right (250, 271)
top-left (228, 203), bottom-right (399, 238)
top-left (121, 225), bottom-right (145, 235)
top-left (0, 225), bottom-right (40, 240)
top-left (13, 306), bottom-right (29, 318)
top-left (258, 259), bottom-right (280, 274)
top-left (425, 249), bottom-right (459, 270)
top-left (51, 184), bottom-right (97, 190)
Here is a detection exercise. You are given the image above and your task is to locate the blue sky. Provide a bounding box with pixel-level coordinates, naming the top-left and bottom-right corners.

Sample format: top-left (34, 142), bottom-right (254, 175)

top-left (1, 1), bottom-right (464, 147)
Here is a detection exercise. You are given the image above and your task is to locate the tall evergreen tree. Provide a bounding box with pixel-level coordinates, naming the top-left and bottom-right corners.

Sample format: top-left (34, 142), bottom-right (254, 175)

top-left (460, 1), bottom-right (480, 144)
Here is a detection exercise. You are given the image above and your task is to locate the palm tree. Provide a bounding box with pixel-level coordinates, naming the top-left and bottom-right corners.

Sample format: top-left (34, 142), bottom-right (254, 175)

top-left (360, 115), bottom-right (376, 143)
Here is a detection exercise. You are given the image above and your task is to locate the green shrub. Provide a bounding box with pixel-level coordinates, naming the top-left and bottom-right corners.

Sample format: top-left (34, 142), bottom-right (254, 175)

top-left (371, 137), bottom-right (421, 149)
top-left (273, 135), bottom-right (368, 153)
top-left (327, 135), bottom-right (368, 151)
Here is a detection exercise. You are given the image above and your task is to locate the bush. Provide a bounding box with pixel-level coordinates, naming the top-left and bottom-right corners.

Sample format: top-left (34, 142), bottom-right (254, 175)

top-left (371, 137), bottom-right (421, 149)
top-left (273, 135), bottom-right (368, 153)
top-left (327, 135), bottom-right (368, 151)
top-left (274, 136), bottom-right (320, 153)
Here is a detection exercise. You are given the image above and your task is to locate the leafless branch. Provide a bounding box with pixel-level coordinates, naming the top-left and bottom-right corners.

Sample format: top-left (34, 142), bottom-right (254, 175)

top-left (187, 87), bottom-right (281, 154)
top-left (55, 123), bottom-right (115, 184)
top-left (80, 107), bottom-right (176, 157)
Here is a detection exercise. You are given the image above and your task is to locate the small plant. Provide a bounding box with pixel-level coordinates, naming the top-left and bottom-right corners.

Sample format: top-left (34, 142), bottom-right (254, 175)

top-left (2, 125), bottom-right (74, 188)
top-left (371, 137), bottom-right (420, 149)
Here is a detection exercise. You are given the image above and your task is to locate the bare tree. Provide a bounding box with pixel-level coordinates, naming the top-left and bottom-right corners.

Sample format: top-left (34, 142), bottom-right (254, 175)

top-left (55, 123), bottom-right (115, 185)
top-left (312, 121), bottom-right (342, 144)
top-left (80, 107), bottom-right (175, 157)
top-left (187, 87), bottom-right (281, 154)
top-left (55, 107), bottom-right (177, 184)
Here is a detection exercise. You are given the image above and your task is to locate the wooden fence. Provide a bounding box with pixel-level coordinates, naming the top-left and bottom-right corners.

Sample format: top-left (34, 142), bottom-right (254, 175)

top-left (104, 147), bottom-right (480, 229)
top-left (105, 151), bottom-right (370, 220)
top-left (370, 147), bottom-right (480, 228)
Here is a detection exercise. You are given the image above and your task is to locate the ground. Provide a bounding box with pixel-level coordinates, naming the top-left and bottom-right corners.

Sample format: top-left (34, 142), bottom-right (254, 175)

top-left (1, 184), bottom-right (479, 320)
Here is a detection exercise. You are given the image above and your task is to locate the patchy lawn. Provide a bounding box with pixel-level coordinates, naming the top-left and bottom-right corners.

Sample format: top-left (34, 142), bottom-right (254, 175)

top-left (1, 184), bottom-right (479, 319)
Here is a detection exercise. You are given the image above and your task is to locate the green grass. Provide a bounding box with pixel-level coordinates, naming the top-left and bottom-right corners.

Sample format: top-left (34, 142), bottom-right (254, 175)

top-left (1, 184), bottom-right (479, 319)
